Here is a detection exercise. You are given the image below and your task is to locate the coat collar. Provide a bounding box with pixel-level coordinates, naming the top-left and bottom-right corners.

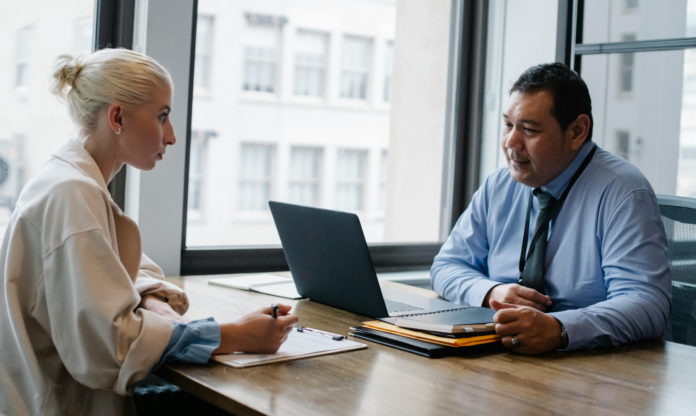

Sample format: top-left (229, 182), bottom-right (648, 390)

top-left (52, 140), bottom-right (110, 196)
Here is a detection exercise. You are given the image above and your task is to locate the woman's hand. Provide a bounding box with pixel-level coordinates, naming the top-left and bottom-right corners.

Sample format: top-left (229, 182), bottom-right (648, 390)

top-left (213, 304), bottom-right (299, 355)
top-left (139, 294), bottom-right (189, 324)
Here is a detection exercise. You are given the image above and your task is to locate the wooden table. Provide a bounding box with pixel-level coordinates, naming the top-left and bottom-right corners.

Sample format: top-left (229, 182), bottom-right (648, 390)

top-left (157, 275), bottom-right (696, 416)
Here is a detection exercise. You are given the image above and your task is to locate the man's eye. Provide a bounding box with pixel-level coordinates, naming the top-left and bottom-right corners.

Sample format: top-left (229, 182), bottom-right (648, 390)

top-left (524, 128), bottom-right (538, 133)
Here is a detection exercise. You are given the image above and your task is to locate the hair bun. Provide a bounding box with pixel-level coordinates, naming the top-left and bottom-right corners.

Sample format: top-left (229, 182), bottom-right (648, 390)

top-left (50, 54), bottom-right (83, 100)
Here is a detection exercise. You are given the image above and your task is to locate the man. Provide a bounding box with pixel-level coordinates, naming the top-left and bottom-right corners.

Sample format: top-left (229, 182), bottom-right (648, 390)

top-left (431, 63), bottom-right (671, 354)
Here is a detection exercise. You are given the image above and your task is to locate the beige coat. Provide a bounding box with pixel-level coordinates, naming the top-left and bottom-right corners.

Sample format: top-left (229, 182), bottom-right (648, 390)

top-left (0, 141), bottom-right (189, 415)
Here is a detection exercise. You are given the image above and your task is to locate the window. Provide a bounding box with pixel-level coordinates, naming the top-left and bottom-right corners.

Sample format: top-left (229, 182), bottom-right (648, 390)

top-left (615, 131), bottom-right (631, 159)
top-left (188, 131), bottom-right (215, 215)
top-left (185, 0), bottom-right (452, 253)
top-left (238, 144), bottom-right (274, 211)
top-left (15, 28), bottom-right (32, 87)
top-left (379, 150), bottom-right (388, 210)
top-left (619, 34), bottom-right (636, 95)
top-left (194, 16), bottom-right (214, 90)
top-left (1, 2), bottom-right (94, 239)
top-left (294, 30), bottom-right (327, 97)
top-left (243, 15), bottom-right (281, 93)
top-left (288, 147), bottom-right (321, 206)
top-left (578, 0), bottom-right (696, 198)
top-left (75, 18), bottom-right (93, 55)
top-left (384, 41), bottom-right (394, 102)
top-left (341, 36), bottom-right (372, 100)
top-left (625, 0), bottom-right (639, 11)
top-left (335, 149), bottom-right (366, 211)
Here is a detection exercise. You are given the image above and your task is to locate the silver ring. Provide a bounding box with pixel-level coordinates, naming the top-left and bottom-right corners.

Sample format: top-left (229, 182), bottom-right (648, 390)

top-left (511, 335), bottom-right (520, 348)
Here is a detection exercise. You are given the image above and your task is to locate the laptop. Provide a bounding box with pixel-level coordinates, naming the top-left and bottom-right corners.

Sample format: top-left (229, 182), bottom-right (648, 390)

top-left (269, 201), bottom-right (496, 324)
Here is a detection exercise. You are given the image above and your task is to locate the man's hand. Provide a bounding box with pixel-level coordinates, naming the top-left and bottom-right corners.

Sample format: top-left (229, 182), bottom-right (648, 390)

top-left (483, 284), bottom-right (552, 312)
top-left (490, 299), bottom-right (562, 354)
top-left (214, 304), bottom-right (299, 355)
top-left (139, 294), bottom-right (188, 324)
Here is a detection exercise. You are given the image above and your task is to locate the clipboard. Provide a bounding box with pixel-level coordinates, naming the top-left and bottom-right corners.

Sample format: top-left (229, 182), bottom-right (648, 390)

top-left (213, 330), bottom-right (367, 368)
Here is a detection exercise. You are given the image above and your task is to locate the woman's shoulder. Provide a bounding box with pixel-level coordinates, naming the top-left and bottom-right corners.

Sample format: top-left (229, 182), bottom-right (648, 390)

top-left (16, 156), bottom-right (112, 235)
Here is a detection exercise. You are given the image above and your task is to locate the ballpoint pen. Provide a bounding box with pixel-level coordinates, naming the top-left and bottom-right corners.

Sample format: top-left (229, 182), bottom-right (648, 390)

top-left (271, 303), bottom-right (279, 319)
top-left (296, 326), bottom-right (345, 341)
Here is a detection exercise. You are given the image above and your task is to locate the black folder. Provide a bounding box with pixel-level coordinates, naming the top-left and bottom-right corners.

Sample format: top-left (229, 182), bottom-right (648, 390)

top-left (349, 327), bottom-right (503, 358)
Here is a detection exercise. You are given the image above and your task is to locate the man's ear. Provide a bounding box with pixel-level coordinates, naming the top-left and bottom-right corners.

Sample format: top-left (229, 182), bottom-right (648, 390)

top-left (566, 114), bottom-right (591, 151)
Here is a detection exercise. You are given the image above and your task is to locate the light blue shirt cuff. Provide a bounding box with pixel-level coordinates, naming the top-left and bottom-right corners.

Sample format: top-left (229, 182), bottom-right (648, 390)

top-left (152, 317), bottom-right (221, 371)
top-left (468, 279), bottom-right (502, 307)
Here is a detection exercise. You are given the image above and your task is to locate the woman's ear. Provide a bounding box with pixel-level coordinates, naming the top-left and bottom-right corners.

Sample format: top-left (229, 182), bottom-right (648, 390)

top-left (106, 103), bottom-right (124, 134)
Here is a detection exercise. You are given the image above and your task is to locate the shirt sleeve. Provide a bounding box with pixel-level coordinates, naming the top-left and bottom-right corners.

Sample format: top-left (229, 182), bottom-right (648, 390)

top-left (431, 179), bottom-right (500, 307)
top-left (549, 189), bottom-right (672, 350)
top-left (152, 318), bottom-right (221, 371)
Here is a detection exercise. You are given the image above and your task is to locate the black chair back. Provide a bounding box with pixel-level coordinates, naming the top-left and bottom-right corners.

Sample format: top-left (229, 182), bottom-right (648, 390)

top-left (657, 195), bottom-right (696, 346)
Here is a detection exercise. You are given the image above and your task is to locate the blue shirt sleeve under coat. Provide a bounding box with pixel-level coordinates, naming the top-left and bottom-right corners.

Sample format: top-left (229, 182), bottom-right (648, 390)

top-left (152, 317), bottom-right (221, 371)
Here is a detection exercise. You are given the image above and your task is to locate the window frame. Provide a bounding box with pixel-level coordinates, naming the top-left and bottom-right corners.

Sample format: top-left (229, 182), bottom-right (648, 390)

top-left (176, 0), bottom-right (493, 275)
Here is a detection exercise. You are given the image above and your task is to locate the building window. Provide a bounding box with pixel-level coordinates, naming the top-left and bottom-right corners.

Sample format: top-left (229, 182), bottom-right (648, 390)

top-left (379, 150), bottom-right (388, 210)
top-left (194, 16), bottom-right (214, 90)
top-left (288, 147), bottom-right (321, 206)
top-left (238, 144), bottom-right (274, 210)
top-left (335, 149), bottom-right (366, 211)
top-left (384, 41), bottom-right (394, 102)
top-left (188, 130), bottom-right (215, 214)
top-left (243, 15), bottom-right (282, 93)
top-left (75, 18), bottom-right (93, 55)
top-left (625, 0), bottom-right (639, 11)
top-left (340, 36), bottom-right (372, 100)
top-left (619, 34), bottom-right (637, 94)
top-left (294, 30), bottom-right (328, 97)
top-left (615, 130), bottom-right (630, 160)
top-left (16, 28), bottom-right (32, 87)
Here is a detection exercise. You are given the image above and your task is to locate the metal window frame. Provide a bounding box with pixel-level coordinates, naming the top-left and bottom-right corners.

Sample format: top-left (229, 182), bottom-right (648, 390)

top-left (96, 0), bottom-right (136, 210)
top-left (179, 0), bottom-right (491, 276)
top-left (571, 0), bottom-right (696, 71)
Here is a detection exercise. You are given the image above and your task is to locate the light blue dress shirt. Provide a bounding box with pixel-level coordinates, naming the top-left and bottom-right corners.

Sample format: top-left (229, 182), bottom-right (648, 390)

top-left (431, 140), bottom-right (672, 350)
top-left (152, 317), bottom-right (221, 371)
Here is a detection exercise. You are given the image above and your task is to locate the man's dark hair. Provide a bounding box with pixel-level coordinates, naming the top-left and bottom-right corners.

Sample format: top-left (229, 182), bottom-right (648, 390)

top-left (509, 62), bottom-right (593, 141)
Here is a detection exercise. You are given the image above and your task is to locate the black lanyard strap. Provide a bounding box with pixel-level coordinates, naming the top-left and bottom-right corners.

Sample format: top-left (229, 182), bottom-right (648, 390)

top-left (518, 144), bottom-right (598, 279)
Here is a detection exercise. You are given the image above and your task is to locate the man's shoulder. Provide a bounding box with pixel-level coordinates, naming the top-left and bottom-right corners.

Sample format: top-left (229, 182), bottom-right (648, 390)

top-left (589, 146), bottom-right (655, 196)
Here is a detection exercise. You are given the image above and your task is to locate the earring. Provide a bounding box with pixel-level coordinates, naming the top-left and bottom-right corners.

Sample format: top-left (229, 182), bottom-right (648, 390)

top-left (115, 128), bottom-right (122, 135)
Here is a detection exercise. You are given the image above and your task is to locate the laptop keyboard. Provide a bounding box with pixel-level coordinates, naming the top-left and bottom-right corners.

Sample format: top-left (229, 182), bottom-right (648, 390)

top-left (385, 299), bottom-right (425, 314)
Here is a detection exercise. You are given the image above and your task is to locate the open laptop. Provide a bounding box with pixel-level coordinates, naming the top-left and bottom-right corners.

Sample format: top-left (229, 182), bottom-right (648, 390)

top-left (269, 201), bottom-right (496, 323)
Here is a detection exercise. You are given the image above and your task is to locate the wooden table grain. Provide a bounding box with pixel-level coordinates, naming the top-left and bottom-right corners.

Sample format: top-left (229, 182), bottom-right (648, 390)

top-left (157, 275), bottom-right (696, 416)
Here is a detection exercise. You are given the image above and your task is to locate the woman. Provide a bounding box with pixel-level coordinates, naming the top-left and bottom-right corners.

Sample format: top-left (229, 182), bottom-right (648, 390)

top-left (0, 48), bottom-right (298, 415)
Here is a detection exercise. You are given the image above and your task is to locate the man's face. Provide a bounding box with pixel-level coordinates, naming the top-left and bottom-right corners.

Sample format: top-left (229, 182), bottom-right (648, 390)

top-left (501, 90), bottom-right (578, 188)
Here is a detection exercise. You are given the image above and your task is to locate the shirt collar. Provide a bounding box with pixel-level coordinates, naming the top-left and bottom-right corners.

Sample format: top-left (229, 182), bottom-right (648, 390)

top-left (52, 140), bottom-right (110, 196)
top-left (538, 140), bottom-right (594, 200)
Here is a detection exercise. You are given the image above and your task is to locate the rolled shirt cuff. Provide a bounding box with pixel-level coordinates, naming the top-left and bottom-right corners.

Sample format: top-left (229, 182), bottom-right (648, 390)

top-left (152, 317), bottom-right (221, 371)
top-left (467, 280), bottom-right (502, 307)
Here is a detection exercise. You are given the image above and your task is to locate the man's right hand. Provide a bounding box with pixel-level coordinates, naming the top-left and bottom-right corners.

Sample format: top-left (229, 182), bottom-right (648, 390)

top-left (213, 304), bottom-right (299, 355)
top-left (483, 284), bottom-right (552, 312)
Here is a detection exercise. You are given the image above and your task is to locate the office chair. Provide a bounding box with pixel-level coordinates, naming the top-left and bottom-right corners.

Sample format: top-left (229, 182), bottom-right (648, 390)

top-left (657, 195), bottom-right (696, 346)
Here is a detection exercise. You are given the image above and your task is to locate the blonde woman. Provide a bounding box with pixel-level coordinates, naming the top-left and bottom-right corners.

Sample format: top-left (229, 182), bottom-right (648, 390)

top-left (0, 48), bottom-right (298, 415)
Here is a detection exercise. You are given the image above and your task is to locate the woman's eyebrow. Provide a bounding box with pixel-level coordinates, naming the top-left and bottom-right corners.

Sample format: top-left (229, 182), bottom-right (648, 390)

top-left (158, 105), bottom-right (171, 112)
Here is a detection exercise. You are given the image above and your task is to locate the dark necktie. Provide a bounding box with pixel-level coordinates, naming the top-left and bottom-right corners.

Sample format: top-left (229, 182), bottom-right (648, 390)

top-left (521, 189), bottom-right (557, 294)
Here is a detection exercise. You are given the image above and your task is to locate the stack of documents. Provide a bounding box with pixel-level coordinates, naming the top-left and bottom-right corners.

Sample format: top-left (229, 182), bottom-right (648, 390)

top-left (349, 321), bottom-right (501, 358)
top-left (208, 274), bottom-right (303, 299)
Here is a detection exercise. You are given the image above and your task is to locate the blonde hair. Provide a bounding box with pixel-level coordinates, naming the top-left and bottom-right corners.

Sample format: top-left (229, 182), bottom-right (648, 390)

top-left (50, 48), bottom-right (173, 132)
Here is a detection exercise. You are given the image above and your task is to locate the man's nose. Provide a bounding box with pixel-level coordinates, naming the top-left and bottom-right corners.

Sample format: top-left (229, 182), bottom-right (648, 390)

top-left (504, 126), bottom-right (524, 152)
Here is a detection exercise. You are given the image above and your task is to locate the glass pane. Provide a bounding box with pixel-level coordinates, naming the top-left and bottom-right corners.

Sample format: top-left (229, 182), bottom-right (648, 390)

top-left (0, 1), bottom-right (94, 238)
top-left (583, 0), bottom-right (696, 44)
top-left (581, 49), bottom-right (696, 197)
top-left (479, 0), bottom-right (560, 179)
top-left (186, 0), bottom-right (452, 247)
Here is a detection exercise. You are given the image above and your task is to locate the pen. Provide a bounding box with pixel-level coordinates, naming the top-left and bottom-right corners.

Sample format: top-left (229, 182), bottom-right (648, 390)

top-left (297, 326), bottom-right (345, 341)
top-left (271, 303), bottom-right (279, 319)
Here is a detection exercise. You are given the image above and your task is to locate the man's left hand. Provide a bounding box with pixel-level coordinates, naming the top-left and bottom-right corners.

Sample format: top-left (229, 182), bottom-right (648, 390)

top-left (489, 299), bottom-right (562, 354)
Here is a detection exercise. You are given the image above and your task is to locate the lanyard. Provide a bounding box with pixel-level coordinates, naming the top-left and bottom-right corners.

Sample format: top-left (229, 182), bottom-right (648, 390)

top-left (518, 144), bottom-right (598, 280)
